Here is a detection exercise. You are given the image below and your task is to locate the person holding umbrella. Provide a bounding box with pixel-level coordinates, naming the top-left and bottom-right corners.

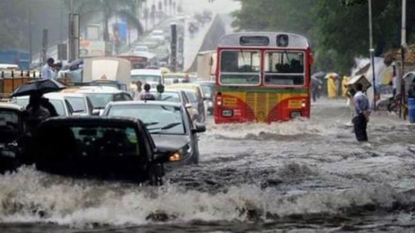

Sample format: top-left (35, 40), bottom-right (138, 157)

top-left (25, 92), bottom-right (51, 132)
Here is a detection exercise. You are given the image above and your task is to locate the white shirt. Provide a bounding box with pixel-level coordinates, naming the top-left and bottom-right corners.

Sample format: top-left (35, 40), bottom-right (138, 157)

top-left (392, 76), bottom-right (397, 89)
top-left (41, 64), bottom-right (56, 79)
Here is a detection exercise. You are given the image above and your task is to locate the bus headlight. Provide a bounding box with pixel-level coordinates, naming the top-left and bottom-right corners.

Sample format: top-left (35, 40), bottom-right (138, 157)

top-left (290, 111), bottom-right (301, 118)
top-left (222, 109), bottom-right (233, 117)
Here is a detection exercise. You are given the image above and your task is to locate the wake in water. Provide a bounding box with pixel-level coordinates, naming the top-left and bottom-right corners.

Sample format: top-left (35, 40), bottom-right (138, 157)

top-left (0, 99), bottom-right (414, 231)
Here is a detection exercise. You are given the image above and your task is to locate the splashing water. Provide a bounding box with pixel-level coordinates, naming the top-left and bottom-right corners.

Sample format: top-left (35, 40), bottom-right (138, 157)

top-left (0, 99), bottom-right (415, 232)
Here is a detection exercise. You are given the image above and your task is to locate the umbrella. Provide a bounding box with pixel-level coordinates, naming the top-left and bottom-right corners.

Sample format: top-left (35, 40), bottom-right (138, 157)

top-left (324, 72), bottom-right (339, 79)
top-left (311, 76), bottom-right (323, 85)
top-left (311, 71), bottom-right (325, 78)
top-left (11, 79), bottom-right (67, 97)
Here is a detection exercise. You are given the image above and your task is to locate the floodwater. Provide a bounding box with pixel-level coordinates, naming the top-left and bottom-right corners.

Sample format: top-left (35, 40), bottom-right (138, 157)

top-left (1, 98), bottom-right (415, 233)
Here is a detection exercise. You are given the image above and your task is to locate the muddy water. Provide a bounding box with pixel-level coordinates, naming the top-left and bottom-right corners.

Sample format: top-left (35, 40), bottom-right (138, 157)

top-left (0, 98), bottom-right (415, 233)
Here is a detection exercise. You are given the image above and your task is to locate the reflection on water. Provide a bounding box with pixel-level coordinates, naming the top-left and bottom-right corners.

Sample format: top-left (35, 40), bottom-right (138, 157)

top-left (0, 98), bottom-right (415, 232)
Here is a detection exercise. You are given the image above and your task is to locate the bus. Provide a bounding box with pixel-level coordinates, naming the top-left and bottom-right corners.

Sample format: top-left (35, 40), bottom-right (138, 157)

top-left (214, 32), bottom-right (313, 124)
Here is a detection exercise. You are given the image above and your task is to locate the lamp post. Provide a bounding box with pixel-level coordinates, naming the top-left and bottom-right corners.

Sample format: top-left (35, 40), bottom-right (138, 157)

top-left (400, 0), bottom-right (407, 119)
top-left (368, 0), bottom-right (376, 111)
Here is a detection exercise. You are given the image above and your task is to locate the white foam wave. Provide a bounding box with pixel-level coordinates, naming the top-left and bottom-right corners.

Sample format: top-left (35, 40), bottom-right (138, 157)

top-left (0, 167), bottom-right (412, 228)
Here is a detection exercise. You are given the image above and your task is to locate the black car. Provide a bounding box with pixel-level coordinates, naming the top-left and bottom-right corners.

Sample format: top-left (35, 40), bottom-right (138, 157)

top-left (0, 117), bottom-right (178, 185)
top-left (102, 101), bottom-right (206, 165)
top-left (0, 103), bottom-right (25, 171)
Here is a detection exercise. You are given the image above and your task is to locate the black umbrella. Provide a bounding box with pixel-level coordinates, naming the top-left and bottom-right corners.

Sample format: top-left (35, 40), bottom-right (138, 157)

top-left (11, 79), bottom-right (67, 97)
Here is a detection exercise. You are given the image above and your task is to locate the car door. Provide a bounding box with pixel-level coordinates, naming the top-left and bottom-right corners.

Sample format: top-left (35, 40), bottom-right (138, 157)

top-left (181, 91), bottom-right (198, 121)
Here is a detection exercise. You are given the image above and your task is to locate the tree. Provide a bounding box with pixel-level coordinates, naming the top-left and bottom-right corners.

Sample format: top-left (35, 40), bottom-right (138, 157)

top-left (232, 0), bottom-right (415, 73)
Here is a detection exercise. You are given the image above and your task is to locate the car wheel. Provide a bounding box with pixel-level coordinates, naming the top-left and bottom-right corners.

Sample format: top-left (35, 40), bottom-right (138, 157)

top-left (193, 143), bottom-right (200, 165)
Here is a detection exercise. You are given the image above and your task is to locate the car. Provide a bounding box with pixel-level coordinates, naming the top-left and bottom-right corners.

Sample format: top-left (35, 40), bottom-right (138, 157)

top-left (149, 89), bottom-right (199, 122)
top-left (131, 69), bottom-right (164, 85)
top-left (0, 117), bottom-right (179, 185)
top-left (165, 83), bottom-right (208, 123)
top-left (196, 80), bottom-right (215, 115)
top-left (53, 92), bottom-right (95, 116)
top-left (133, 45), bottom-right (149, 54)
top-left (0, 103), bottom-right (25, 172)
top-left (102, 101), bottom-right (206, 165)
top-left (74, 89), bottom-right (133, 115)
top-left (10, 93), bottom-right (75, 117)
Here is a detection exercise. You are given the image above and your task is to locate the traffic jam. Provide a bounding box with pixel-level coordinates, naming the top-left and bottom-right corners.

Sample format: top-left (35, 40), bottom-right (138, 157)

top-left (0, 12), bottom-right (215, 185)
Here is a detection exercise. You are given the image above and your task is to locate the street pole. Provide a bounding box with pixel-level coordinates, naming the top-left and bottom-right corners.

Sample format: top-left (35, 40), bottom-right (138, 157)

top-left (368, 0), bottom-right (376, 111)
top-left (400, 0), bottom-right (407, 119)
top-left (69, 0), bottom-right (74, 61)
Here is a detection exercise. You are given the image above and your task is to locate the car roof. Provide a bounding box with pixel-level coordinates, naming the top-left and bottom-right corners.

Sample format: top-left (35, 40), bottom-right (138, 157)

top-left (107, 100), bottom-right (182, 108)
top-left (45, 92), bottom-right (86, 98)
top-left (13, 93), bottom-right (67, 101)
top-left (75, 89), bottom-right (127, 94)
top-left (0, 102), bottom-right (24, 111)
top-left (41, 116), bottom-right (145, 127)
top-left (131, 69), bottom-right (162, 75)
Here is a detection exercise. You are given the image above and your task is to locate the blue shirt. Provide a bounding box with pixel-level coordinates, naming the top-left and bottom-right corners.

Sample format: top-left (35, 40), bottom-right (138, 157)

top-left (353, 91), bottom-right (370, 116)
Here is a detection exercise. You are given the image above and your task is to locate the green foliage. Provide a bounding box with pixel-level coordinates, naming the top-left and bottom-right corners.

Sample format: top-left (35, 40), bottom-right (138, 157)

top-left (233, 0), bottom-right (413, 74)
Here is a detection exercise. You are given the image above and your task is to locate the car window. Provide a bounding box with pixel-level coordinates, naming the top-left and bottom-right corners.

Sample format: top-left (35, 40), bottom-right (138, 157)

top-left (11, 98), bottom-right (66, 116)
top-left (181, 92), bottom-right (190, 104)
top-left (150, 91), bottom-right (181, 103)
top-left (123, 93), bottom-right (133, 101)
top-left (38, 125), bottom-right (139, 158)
top-left (114, 94), bottom-right (123, 101)
top-left (0, 110), bottom-right (20, 143)
top-left (107, 104), bottom-right (186, 135)
top-left (66, 97), bottom-right (86, 113)
top-left (84, 93), bottom-right (114, 109)
top-left (184, 91), bottom-right (198, 103)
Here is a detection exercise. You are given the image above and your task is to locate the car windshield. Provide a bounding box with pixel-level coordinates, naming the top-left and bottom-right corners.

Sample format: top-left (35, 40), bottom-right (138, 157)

top-left (107, 105), bottom-right (185, 135)
top-left (83, 93), bottom-right (113, 109)
top-left (134, 47), bottom-right (148, 52)
top-left (200, 84), bottom-right (213, 96)
top-left (12, 98), bottom-right (66, 116)
top-left (0, 109), bottom-right (20, 143)
top-left (66, 97), bottom-right (86, 113)
top-left (150, 91), bottom-right (181, 103)
top-left (39, 125), bottom-right (139, 158)
top-left (184, 91), bottom-right (197, 103)
top-left (131, 74), bottom-right (161, 83)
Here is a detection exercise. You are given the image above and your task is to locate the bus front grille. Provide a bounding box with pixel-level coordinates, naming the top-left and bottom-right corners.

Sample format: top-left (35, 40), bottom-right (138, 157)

top-left (245, 93), bottom-right (278, 122)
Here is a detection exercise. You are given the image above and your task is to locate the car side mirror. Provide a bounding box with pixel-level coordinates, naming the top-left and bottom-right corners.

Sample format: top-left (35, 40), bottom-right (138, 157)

top-left (192, 123), bottom-right (206, 133)
top-left (92, 109), bottom-right (100, 116)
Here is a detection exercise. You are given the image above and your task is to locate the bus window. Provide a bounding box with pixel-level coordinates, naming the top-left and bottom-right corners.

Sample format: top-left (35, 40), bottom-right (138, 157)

top-left (219, 50), bottom-right (260, 85)
top-left (264, 51), bottom-right (305, 86)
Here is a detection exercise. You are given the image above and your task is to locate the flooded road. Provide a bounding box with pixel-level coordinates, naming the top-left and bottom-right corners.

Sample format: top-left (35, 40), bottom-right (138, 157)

top-left (1, 98), bottom-right (415, 232)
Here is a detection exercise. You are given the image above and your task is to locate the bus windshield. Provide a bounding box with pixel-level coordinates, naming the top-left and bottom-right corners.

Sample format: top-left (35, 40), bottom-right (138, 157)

top-left (264, 51), bottom-right (305, 86)
top-left (219, 50), bottom-right (260, 85)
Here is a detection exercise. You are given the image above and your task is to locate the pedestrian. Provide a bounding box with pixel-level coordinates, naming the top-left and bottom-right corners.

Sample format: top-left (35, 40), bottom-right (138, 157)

top-left (25, 92), bottom-right (51, 132)
top-left (41, 58), bottom-right (56, 79)
top-left (182, 73), bottom-right (191, 83)
top-left (139, 83), bottom-right (156, 100)
top-left (352, 83), bottom-right (371, 142)
top-left (133, 81), bottom-right (143, 101)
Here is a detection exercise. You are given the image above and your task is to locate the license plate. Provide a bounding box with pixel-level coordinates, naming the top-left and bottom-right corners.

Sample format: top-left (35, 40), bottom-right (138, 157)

top-left (288, 100), bottom-right (302, 108)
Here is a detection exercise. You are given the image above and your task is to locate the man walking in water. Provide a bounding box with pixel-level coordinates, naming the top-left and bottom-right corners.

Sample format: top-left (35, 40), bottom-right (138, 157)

top-left (353, 83), bottom-right (371, 142)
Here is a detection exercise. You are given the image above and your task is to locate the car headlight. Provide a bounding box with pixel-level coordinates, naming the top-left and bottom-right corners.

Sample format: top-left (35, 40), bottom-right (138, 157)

top-left (169, 144), bottom-right (192, 162)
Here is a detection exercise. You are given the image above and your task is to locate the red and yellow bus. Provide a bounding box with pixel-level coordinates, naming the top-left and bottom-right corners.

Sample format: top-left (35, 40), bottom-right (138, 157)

top-left (214, 32), bottom-right (313, 124)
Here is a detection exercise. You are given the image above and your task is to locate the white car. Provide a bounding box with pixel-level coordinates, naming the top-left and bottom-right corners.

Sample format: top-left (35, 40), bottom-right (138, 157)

top-left (74, 89), bottom-right (133, 115)
top-left (53, 92), bottom-right (95, 116)
top-left (133, 45), bottom-right (149, 54)
top-left (10, 93), bottom-right (75, 117)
